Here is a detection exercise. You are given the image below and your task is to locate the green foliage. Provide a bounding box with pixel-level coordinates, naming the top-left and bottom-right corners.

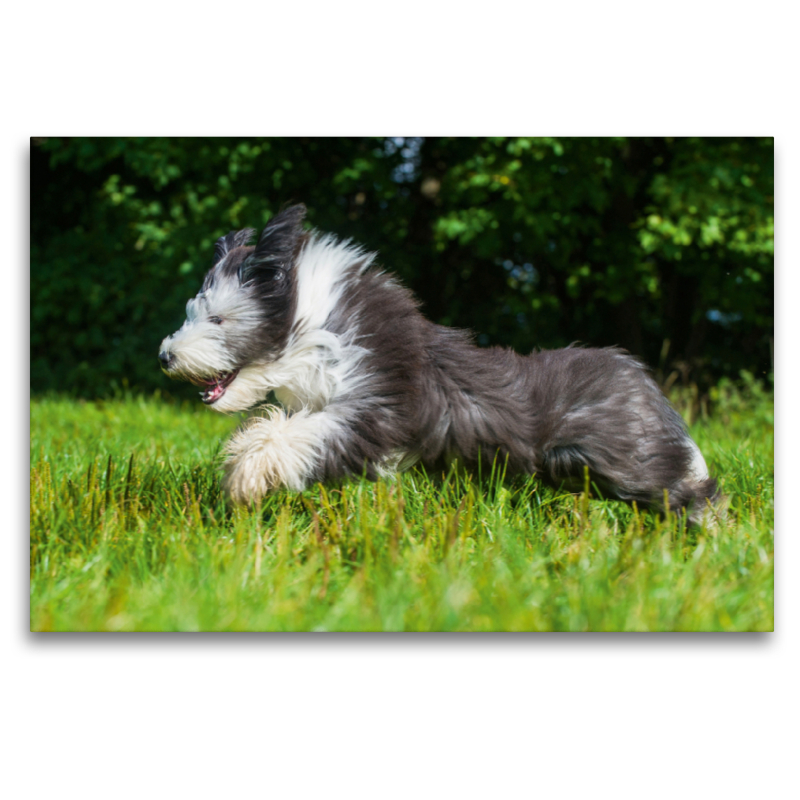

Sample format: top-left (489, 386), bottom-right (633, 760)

top-left (30, 380), bottom-right (773, 632)
top-left (31, 137), bottom-right (773, 398)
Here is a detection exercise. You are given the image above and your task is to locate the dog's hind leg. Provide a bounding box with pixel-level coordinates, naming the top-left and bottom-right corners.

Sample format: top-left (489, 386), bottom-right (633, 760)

top-left (646, 439), bottom-right (726, 526)
top-left (540, 440), bottom-right (724, 527)
top-left (668, 476), bottom-right (727, 528)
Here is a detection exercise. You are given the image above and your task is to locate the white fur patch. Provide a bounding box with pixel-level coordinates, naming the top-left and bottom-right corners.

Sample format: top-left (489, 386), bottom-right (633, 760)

top-left (211, 327), bottom-right (369, 414)
top-left (377, 449), bottom-right (420, 477)
top-left (203, 276), bottom-right (264, 327)
top-left (222, 408), bottom-right (341, 502)
top-left (687, 439), bottom-right (710, 482)
top-left (293, 233), bottom-right (375, 333)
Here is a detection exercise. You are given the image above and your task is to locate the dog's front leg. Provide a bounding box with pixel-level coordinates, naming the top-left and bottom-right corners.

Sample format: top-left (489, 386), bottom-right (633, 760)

top-left (222, 408), bottom-right (340, 505)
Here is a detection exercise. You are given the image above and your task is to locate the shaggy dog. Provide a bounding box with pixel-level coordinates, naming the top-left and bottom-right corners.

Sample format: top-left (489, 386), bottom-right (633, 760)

top-left (159, 204), bottom-right (722, 524)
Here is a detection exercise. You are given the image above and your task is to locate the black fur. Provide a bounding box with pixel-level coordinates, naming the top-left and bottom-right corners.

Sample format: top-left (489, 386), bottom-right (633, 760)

top-left (211, 228), bottom-right (255, 270)
top-left (208, 210), bottom-right (303, 363)
top-left (332, 280), bottom-right (719, 521)
top-left (240, 204), bottom-right (307, 286)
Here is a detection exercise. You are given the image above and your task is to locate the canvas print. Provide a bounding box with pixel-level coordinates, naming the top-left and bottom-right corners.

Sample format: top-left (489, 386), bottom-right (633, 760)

top-left (30, 137), bottom-right (774, 631)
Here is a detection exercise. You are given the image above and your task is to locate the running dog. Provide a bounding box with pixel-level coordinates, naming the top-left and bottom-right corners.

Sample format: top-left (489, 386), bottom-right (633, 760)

top-left (159, 204), bottom-right (722, 524)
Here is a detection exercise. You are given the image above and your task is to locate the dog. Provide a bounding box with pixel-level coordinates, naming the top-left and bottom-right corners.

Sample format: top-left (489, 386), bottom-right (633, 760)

top-left (159, 204), bottom-right (722, 525)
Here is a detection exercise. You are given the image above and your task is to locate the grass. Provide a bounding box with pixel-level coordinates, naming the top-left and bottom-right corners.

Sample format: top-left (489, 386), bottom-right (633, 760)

top-left (29, 377), bottom-right (774, 632)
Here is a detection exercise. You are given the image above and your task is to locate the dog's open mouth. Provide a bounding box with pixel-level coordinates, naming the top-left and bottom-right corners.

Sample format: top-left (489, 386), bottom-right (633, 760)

top-left (193, 369), bottom-right (240, 404)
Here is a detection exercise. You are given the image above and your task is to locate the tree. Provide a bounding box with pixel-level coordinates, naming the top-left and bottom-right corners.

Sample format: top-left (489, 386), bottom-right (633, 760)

top-left (31, 136), bottom-right (773, 398)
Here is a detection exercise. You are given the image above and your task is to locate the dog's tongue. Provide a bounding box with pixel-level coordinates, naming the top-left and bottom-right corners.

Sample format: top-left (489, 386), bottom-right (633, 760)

top-left (200, 369), bottom-right (239, 404)
top-left (203, 384), bottom-right (226, 404)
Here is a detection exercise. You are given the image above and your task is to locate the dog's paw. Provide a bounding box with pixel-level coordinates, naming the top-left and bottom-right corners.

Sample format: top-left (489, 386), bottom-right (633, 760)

top-left (221, 408), bottom-right (331, 503)
top-left (222, 453), bottom-right (274, 506)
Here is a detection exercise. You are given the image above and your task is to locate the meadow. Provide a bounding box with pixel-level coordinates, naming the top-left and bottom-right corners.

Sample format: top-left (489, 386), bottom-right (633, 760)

top-left (29, 376), bottom-right (774, 632)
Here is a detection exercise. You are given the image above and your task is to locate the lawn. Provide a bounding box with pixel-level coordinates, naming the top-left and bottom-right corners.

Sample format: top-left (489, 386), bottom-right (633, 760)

top-left (29, 377), bottom-right (774, 632)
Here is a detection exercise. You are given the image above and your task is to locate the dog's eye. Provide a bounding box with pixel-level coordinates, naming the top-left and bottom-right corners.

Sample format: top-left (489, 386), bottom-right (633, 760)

top-left (209, 316), bottom-right (223, 325)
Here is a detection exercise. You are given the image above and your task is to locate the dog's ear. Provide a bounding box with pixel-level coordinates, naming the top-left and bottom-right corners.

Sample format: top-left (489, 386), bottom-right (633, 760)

top-left (213, 228), bottom-right (255, 266)
top-left (239, 204), bottom-right (307, 285)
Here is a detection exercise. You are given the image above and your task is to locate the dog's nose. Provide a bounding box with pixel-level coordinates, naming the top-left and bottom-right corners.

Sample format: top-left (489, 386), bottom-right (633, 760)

top-left (158, 351), bottom-right (174, 368)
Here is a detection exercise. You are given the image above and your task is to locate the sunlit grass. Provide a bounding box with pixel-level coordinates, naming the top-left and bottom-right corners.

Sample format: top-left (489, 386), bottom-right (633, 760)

top-left (30, 380), bottom-right (773, 632)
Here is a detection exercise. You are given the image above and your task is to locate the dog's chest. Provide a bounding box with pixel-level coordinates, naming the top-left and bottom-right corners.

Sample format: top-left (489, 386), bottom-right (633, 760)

top-left (274, 385), bottom-right (326, 413)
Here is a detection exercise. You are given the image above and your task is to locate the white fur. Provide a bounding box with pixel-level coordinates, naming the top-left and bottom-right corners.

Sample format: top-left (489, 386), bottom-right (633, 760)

top-left (211, 321), bottom-right (370, 414)
top-left (222, 407), bottom-right (342, 502)
top-left (159, 275), bottom-right (263, 381)
top-left (162, 320), bottom-right (237, 378)
top-left (377, 449), bottom-right (421, 477)
top-left (293, 233), bottom-right (375, 333)
top-left (203, 276), bottom-right (264, 327)
top-left (687, 438), bottom-right (710, 482)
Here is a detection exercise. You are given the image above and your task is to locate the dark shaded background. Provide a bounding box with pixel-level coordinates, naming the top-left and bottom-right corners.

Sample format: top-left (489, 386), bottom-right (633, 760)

top-left (30, 137), bottom-right (773, 400)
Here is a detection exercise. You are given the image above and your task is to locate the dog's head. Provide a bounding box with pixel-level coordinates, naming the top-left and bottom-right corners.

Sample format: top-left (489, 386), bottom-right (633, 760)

top-left (158, 204), bottom-right (306, 411)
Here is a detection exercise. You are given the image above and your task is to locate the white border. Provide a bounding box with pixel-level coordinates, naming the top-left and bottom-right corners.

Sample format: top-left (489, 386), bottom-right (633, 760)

top-left (8, 3), bottom-right (795, 798)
